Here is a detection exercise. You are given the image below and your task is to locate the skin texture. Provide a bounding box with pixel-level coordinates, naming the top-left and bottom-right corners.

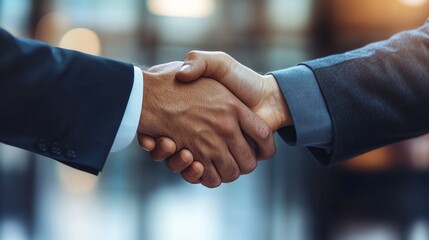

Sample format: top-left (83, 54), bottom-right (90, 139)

top-left (177, 51), bottom-right (292, 131)
top-left (139, 52), bottom-right (292, 186)
top-left (138, 61), bottom-right (275, 188)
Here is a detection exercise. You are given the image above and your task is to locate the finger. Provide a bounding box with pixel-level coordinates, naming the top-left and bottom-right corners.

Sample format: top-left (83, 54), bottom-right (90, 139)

top-left (228, 131), bottom-right (258, 175)
top-left (211, 152), bottom-right (241, 183)
top-left (150, 137), bottom-right (177, 161)
top-left (137, 134), bottom-right (156, 151)
top-left (181, 161), bottom-right (204, 184)
top-left (200, 162), bottom-right (222, 188)
top-left (237, 103), bottom-right (276, 160)
top-left (176, 51), bottom-right (232, 82)
top-left (176, 63), bottom-right (205, 82)
top-left (176, 51), bottom-right (260, 106)
top-left (165, 149), bottom-right (194, 173)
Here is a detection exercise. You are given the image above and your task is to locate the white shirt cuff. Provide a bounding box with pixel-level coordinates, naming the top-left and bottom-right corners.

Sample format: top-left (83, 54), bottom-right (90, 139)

top-left (110, 66), bottom-right (144, 152)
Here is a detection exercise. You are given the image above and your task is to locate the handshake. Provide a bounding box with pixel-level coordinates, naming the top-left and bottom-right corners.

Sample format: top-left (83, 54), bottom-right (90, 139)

top-left (2, 24), bottom-right (425, 187)
top-left (136, 51), bottom-right (292, 188)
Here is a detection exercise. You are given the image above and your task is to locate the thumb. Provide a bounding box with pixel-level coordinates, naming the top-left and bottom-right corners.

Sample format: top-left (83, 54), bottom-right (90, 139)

top-left (176, 55), bottom-right (208, 82)
top-left (176, 51), bottom-right (232, 83)
top-left (177, 51), bottom-right (262, 108)
top-left (137, 134), bottom-right (156, 151)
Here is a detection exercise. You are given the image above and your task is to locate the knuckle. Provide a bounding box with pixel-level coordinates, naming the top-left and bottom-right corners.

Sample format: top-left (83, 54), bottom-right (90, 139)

top-left (223, 169), bottom-right (240, 183)
top-left (257, 122), bottom-right (272, 141)
top-left (224, 97), bottom-right (238, 109)
top-left (182, 173), bottom-right (200, 184)
top-left (165, 159), bottom-right (182, 172)
top-left (186, 50), bottom-right (200, 60)
top-left (204, 180), bottom-right (221, 189)
top-left (162, 148), bottom-right (175, 157)
top-left (182, 169), bottom-right (198, 180)
top-left (182, 175), bottom-right (199, 184)
top-left (222, 127), bottom-right (235, 139)
top-left (214, 51), bottom-right (229, 59)
top-left (184, 168), bottom-right (196, 177)
top-left (158, 139), bottom-right (176, 155)
top-left (256, 139), bottom-right (276, 160)
top-left (217, 119), bottom-right (236, 138)
top-left (150, 152), bottom-right (163, 161)
top-left (241, 159), bottom-right (258, 175)
top-left (182, 173), bottom-right (198, 182)
top-left (248, 113), bottom-right (272, 142)
top-left (179, 153), bottom-right (192, 166)
top-left (201, 170), bottom-right (222, 188)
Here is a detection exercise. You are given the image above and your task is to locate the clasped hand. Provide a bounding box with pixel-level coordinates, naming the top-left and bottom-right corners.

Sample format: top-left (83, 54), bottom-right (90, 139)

top-left (137, 51), bottom-right (292, 188)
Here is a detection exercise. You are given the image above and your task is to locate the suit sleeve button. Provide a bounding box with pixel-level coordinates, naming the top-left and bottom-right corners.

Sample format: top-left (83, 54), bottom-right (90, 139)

top-left (50, 142), bottom-right (62, 156)
top-left (35, 139), bottom-right (49, 152)
top-left (64, 147), bottom-right (78, 160)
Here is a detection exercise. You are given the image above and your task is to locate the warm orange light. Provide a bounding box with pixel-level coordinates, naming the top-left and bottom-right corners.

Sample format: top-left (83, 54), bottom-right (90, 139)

top-left (59, 28), bottom-right (101, 56)
top-left (147, 0), bottom-right (215, 18)
top-left (35, 12), bottom-right (70, 46)
top-left (344, 147), bottom-right (395, 171)
top-left (399, 0), bottom-right (427, 7)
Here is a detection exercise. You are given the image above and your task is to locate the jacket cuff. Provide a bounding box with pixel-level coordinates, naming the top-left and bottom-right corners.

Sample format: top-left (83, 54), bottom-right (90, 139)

top-left (269, 65), bottom-right (333, 147)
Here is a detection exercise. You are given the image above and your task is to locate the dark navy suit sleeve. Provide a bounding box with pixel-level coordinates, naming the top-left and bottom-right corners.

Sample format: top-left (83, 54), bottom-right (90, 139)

top-left (275, 21), bottom-right (429, 166)
top-left (0, 28), bottom-right (134, 174)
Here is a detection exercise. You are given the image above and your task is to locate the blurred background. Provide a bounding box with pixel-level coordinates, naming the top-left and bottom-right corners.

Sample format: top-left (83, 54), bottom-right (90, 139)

top-left (0, 0), bottom-right (429, 239)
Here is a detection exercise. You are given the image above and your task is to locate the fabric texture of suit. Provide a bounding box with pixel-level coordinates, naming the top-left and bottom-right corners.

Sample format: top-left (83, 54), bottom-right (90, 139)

top-left (0, 28), bottom-right (134, 174)
top-left (278, 21), bottom-right (429, 166)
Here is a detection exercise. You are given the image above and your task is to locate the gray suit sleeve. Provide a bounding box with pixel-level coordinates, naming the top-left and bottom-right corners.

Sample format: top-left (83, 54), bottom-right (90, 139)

top-left (303, 21), bottom-right (429, 165)
top-left (270, 66), bottom-right (333, 147)
top-left (271, 21), bottom-right (429, 166)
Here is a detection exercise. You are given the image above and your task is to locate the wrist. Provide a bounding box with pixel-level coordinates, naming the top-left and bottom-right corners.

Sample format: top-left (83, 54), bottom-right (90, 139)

top-left (138, 70), bottom-right (156, 135)
top-left (263, 75), bottom-right (293, 131)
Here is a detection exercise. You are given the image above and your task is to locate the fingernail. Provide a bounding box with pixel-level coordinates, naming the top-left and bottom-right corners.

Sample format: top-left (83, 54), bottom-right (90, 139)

top-left (179, 64), bottom-right (190, 72)
top-left (153, 158), bottom-right (164, 162)
top-left (142, 146), bottom-right (150, 151)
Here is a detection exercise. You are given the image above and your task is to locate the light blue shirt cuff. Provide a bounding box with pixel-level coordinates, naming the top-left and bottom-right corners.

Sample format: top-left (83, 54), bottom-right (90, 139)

top-left (110, 66), bottom-right (143, 152)
top-left (270, 65), bottom-right (333, 147)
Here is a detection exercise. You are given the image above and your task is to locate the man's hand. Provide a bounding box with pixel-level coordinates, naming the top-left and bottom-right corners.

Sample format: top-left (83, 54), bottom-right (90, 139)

top-left (177, 51), bottom-right (292, 131)
top-left (137, 61), bottom-right (275, 188)
top-left (140, 52), bottom-right (292, 185)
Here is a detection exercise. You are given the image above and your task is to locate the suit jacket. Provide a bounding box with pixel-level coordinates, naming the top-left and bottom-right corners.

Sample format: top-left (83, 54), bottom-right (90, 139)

top-left (0, 28), bottom-right (134, 174)
top-left (301, 21), bottom-right (429, 165)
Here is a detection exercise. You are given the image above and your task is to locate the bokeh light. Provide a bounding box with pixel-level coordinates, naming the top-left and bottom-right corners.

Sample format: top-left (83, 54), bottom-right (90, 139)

top-left (35, 12), bottom-right (70, 46)
top-left (0, 219), bottom-right (27, 240)
top-left (57, 165), bottom-right (98, 195)
top-left (268, 0), bottom-right (311, 31)
top-left (0, 144), bottom-right (29, 173)
top-left (399, 0), bottom-right (428, 7)
top-left (2, 1), bottom-right (429, 240)
top-left (59, 28), bottom-right (101, 56)
top-left (147, 0), bottom-right (215, 18)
